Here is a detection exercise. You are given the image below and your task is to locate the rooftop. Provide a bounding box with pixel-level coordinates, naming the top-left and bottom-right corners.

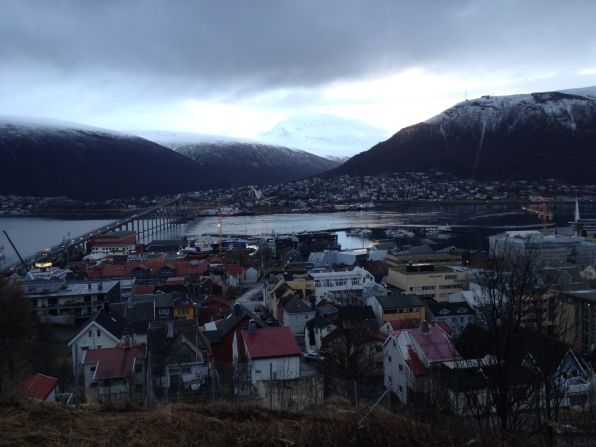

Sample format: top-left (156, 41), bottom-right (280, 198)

top-left (241, 327), bottom-right (301, 359)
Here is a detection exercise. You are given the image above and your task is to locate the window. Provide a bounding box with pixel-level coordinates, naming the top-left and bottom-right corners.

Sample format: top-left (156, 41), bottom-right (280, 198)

top-left (398, 385), bottom-right (403, 393)
top-left (88, 330), bottom-right (92, 337)
top-left (82, 346), bottom-right (89, 351)
top-left (96, 330), bottom-right (101, 337)
top-left (90, 366), bottom-right (96, 372)
top-left (181, 367), bottom-right (191, 373)
top-left (97, 346), bottom-right (102, 349)
top-left (135, 363), bottom-right (143, 373)
top-left (388, 355), bottom-right (392, 363)
top-left (399, 364), bottom-right (403, 371)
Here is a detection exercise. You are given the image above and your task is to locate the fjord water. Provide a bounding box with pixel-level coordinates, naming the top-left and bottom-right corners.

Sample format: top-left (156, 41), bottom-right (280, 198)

top-left (0, 202), bottom-right (586, 267)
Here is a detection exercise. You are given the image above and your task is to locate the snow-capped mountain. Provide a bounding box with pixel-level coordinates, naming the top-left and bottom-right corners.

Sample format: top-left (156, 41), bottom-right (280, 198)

top-left (328, 87), bottom-right (596, 183)
top-left (0, 116), bottom-right (223, 199)
top-left (260, 112), bottom-right (390, 158)
top-left (135, 130), bottom-right (340, 186)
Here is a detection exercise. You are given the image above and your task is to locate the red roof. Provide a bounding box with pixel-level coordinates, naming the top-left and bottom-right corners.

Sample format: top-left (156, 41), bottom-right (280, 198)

top-left (241, 327), bottom-right (301, 359)
top-left (17, 374), bottom-right (58, 400)
top-left (225, 265), bottom-right (245, 277)
top-left (135, 285), bottom-right (155, 294)
top-left (406, 346), bottom-right (428, 377)
top-left (83, 346), bottom-right (144, 380)
top-left (409, 325), bottom-right (459, 362)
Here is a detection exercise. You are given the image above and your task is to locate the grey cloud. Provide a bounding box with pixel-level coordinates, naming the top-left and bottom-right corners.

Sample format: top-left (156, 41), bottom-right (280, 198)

top-left (1, 0), bottom-right (596, 123)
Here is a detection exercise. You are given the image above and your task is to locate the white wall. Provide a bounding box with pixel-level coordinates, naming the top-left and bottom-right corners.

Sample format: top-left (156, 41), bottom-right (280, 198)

top-left (283, 309), bottom-right (315, 335)
top-left (250, 356), bottom-right (300, 385)
top-left (71, 322), bottom-right (120, 374)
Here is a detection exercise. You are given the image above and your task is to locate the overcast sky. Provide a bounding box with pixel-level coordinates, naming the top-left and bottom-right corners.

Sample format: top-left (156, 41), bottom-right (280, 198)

top-left (1, 0), bottom-right (596, 138)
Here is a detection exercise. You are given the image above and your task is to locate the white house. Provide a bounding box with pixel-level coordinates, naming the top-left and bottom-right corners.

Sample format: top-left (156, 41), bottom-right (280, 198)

top-left (309, 266), bottom-right (376, 303)
top-left (282, 296), bottom-right (315, 336)
top-left (233, 324), bottom-right (301, 394)
top-left (68, 306), bottom-right (131, 375)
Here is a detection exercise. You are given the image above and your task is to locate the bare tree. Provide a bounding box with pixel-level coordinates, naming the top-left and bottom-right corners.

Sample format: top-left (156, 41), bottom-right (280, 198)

top-left (470, 244), bottom-right (549, 433)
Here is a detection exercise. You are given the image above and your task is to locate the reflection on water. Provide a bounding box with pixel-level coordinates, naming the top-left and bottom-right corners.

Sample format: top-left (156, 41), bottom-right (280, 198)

top-left (1, 202), bottom-right (588, 267)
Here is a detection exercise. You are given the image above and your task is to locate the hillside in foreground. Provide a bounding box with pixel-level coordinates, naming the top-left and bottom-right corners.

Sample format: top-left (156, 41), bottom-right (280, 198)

top-left (0, 400), bottom-right (512, 447)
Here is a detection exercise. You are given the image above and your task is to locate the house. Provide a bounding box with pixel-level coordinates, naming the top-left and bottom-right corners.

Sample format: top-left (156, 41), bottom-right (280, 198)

top-left (304, 315), bottom-right (336, 351)
top-left (198, 295), bottom-right (232, 324)
top-left (321, 305), bottom-right (385, 377)
top-left (234, 325), bottom-right (301, 387)
top-left (383, 321), bottom-right (460, 404)
top-left (82, 345), bottom-right (145, 404)
top-left (202, 303), bottom-right (267, 371)
top-left (309, 266), bottom-right (377, 304)
top-left (367, 292), bottom-right (425, 327)
top-left (131, 292), bottom-right (174, 320)
top-left (282, 296), bottom-right (315, 336)
top-left (15, 374), bottom-right (58, 402)
top-left (426, 301), bottom-right (474, 336)
top-left (147, 320), bottom-right (211, 399)
top-left (68, 305), bottom-right (132, 375)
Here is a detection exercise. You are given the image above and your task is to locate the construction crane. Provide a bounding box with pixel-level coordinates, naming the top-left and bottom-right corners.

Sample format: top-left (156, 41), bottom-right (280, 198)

top-left (2, 230), bottom-right (29, 271)
top-left (539, 197), bottom-right (553, 234)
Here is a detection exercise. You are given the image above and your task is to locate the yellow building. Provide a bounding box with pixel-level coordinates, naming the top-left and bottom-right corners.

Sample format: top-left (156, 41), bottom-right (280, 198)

top-left (367, 293), bottom-right (425, 326)
top-left (386, 263), bottom-right (467, 302)
top-left (174, 303), bottom-right (196, 320)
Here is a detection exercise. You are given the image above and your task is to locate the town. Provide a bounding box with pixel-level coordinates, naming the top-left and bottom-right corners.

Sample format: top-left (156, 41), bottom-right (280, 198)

top-left (2, 196), bottom-right (596, 445)
top-left (2, 171), bottom-right (596, 218)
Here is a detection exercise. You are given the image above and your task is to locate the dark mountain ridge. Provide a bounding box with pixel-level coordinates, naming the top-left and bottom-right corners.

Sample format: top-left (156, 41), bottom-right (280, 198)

top-left (134, 130), bottom-right (340, 186)
top-left (0, 117), bottom-right (224, 199)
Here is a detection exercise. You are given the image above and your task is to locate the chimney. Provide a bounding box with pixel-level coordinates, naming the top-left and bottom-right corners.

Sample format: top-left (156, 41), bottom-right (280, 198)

top-left (98, 282), bottom-right (103, 291)
top-left (121, 334), bottom-right (131, 348)
top-left (233, 302), bottom-right (242, 317)
top-left (88, 283), bottom-right (92, 289)
top-left (420, 320), bottom-right (429, 333)
top-left (248, 319), bottom-right (257, 335)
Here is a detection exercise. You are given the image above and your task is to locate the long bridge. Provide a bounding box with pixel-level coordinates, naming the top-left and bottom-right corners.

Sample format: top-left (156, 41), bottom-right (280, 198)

top-left (2, 195), bottom-right (195, 274)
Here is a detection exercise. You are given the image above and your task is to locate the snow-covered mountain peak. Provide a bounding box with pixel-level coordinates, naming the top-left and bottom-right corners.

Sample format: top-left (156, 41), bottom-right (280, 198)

top-left (424, 89), bottom-right (596, 132)
top-left (260, 112), bottom-right (390, 158)
top-left (0, 115), bottom-right (129, 138)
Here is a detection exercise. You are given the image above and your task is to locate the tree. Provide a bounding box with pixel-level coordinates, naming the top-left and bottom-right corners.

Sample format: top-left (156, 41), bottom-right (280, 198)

top-left (467, 244), bottom-right (558, 433)
top-left (321, 306), bottom-right (381, 385)
top-left (0, 276), bottom-right (39, 392)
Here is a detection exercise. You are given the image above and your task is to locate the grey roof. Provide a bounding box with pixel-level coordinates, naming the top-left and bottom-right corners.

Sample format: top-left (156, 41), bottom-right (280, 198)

top-left (88, 307), bottom-right (129, 339)
top-left (562, 290), bottom-right (596, 304)
top-left (132, 293), bottom-right (173, 308)
top-left (204, 303), bottom-right (267, 344)
top-left (22, 279), bottom-right (119, 297)
top-left (427, 301), bottom-right (474, 317)
top-left (375, 293), bottom-right (423, 309)
top-left (284, 296), bottom-right (313, 314)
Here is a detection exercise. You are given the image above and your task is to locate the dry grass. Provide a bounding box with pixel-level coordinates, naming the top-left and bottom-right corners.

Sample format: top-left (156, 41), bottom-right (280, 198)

top-left (0, 398), bottom-right (518, 447)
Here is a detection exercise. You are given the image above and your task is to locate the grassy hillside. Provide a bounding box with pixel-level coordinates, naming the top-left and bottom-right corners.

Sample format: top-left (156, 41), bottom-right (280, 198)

top-left (0, 399), bottom-right (517, 447)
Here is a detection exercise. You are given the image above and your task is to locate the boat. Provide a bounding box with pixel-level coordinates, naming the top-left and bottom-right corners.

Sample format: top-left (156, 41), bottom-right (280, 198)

top-left (346, 228), bottom-right (372, 238)
top-left (386, 228), bottom-right (415, 239)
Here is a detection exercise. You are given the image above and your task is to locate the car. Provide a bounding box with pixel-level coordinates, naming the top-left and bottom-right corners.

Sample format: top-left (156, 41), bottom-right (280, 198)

top-left (302, 350), bottom-right (325, 362)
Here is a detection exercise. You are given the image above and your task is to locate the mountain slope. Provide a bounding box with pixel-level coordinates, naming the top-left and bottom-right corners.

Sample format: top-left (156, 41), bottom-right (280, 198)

top-left (260, 112), bottom-right (390, 158)
top-left (328, 88), bottom-right (596, 183)
top-left (135, 130), bottom-right (340, 186)
top-left (0, 117), bottom-right (223, 199)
